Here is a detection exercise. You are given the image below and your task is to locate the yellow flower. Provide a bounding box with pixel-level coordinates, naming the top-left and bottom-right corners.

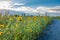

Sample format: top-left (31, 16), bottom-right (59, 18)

top-left (0, 24), bottom-right (5, 28)
top-left (33, 16), bottom-right (37, 19)
top-left (0, 32), bottom-right (3, 36)
top-left (17, 16), bottom-right (22, 21)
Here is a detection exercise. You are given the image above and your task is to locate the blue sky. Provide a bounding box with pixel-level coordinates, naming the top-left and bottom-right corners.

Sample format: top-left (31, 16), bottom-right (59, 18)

top-left (13, 0), bottom-right (60, 7)
top-left (0, 0), bottom-right (60, 14)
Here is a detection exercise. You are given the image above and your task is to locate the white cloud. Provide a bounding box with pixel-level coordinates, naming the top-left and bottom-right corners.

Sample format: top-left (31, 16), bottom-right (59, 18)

top-left (36, 6), bottom-right (49, 14)
top-left (7, 6), bottom-right (38, 13)
top-left (8, 6), bottom-right (60, 14)
top-left (36, 6), bottom-right (60, 13)
top-left (0, 1), bottom-right (60, 14)
top-left (19, 6), bottom-right (38, 13)
top-left (14, 3), bottom-right (25, 6)
top-left (0, 1), bottom-right (11, 9)
top-left (50, 6), bottom-right (60, 9)
top-left (0, 1), bottom-right (25, 9)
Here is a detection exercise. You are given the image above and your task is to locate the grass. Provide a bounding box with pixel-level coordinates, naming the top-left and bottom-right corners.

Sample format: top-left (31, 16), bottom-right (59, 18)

top-left (53, 16), bottom-right (60, 20)
top-left (0, 14), bottom-right (52, 40)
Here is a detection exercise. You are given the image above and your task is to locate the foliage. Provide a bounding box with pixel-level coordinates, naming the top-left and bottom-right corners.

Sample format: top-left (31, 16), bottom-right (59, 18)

top-left (0, 14), bottom-right (52, 40)
top-left (53, 16), bottom-right (60, 20)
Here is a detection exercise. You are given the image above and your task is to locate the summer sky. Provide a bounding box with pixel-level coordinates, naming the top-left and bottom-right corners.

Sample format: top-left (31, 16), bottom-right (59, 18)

top-left (0, 0), bottom-right (60, 13)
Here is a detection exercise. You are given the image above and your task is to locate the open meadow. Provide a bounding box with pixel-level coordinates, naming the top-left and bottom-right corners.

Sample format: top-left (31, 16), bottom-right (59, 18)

top-left (0, 14), bottom-right (53, 40)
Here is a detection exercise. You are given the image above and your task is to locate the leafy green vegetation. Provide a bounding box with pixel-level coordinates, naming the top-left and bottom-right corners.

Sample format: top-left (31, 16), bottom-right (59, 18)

top-left (53, 16), bottom-right (60, 20)
top-left (0, 14), bottom-right (52, 40)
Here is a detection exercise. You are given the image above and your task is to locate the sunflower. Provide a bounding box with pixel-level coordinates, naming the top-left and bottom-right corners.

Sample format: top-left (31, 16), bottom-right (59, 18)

top-left (0, 32), bottom-right (3, 36)
top-left (33, 16), bottom-right (37, 19)
top-left (0, 24), bottom-right (5, 28)
top-left (17, 16), bottom-right (22, 21)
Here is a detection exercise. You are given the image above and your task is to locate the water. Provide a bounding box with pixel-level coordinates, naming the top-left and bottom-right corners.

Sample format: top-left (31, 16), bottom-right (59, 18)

top-left (37, 19), bottom-right (60, 40)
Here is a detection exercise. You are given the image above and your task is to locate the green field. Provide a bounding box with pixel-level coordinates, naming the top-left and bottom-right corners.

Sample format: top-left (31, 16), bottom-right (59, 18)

top-left (0, 14), bottom-right (52, 40)
top-left (53, 16), bottom-right (60, 20)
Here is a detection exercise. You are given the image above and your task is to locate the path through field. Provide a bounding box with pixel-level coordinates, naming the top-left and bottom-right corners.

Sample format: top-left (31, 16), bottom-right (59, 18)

top-left (37, 19), bottom-right (60, 40)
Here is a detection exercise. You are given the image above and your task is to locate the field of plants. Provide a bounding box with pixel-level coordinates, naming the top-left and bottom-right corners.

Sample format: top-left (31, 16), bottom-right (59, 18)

top-left (0, 14), bottom-right (52, 40)
top-left (53, 16), bottom-right (60, 20)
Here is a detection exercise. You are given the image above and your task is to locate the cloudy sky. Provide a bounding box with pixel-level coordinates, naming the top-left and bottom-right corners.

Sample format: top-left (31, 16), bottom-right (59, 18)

top-left (0, 0), bottom-right (60, 13)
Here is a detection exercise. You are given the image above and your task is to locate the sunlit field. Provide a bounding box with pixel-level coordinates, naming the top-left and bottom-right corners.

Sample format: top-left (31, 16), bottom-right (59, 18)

top-left (0, 14), bottom-right (52, 40)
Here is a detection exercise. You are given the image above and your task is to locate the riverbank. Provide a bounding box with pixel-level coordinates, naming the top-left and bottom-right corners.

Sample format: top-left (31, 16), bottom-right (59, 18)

top-left (37, 19), bottom-right (60, 40)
